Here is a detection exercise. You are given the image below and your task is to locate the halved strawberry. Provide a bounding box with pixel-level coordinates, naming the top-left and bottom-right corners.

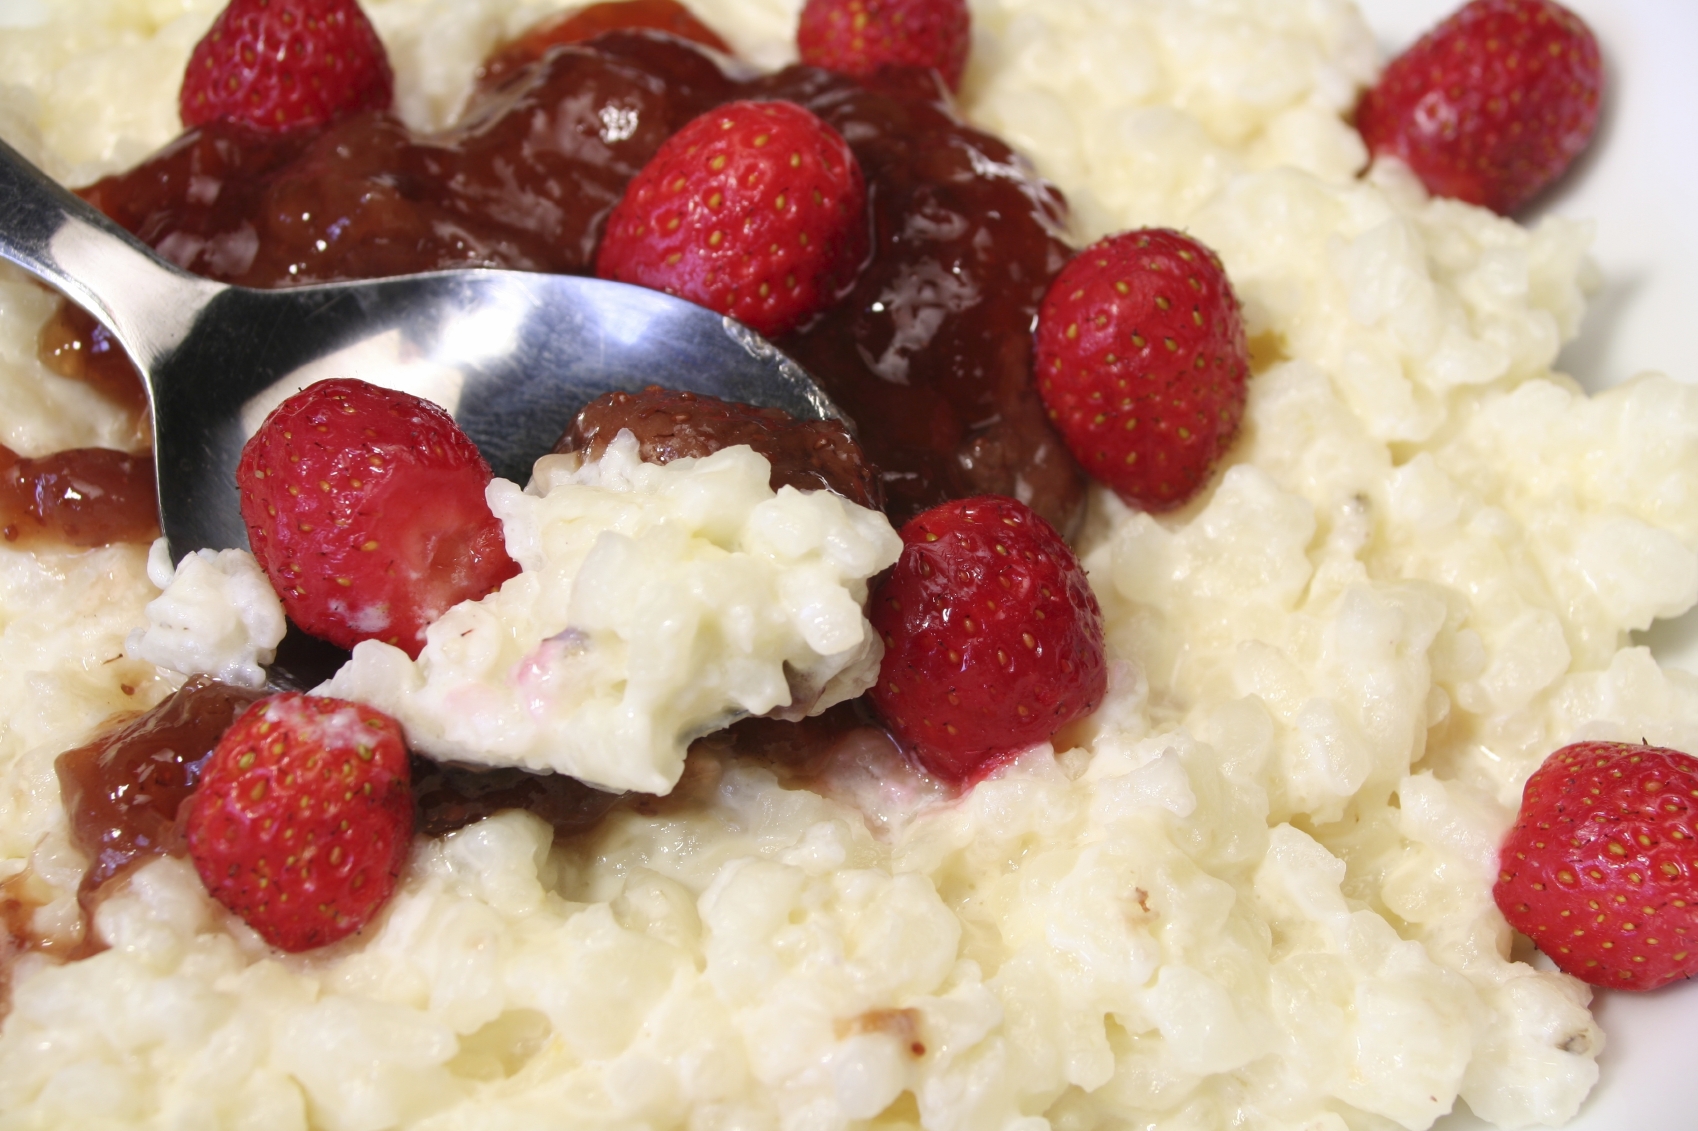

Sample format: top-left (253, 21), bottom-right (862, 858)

top-left (236, 378), bottom-right (519, 658)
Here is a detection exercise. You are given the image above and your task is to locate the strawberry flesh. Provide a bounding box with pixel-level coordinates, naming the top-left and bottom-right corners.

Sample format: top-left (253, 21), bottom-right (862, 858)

top-left (868, 495), bottom-right (1106, 783)
top-left (57, 676), bottom-right (266, 903)
top-left (1495, 741), bottom-right (1698, 991)
top-left (1035, 228), bottom-right (1248, 512)
top-left (180, 0), bottom-right (394, 134)
top-left (236, 378), bottom-right (519, 658)
top-left (1355, 0), bottom-right (1602, 216)
top-left (185, 692), bottom-right (413, 952)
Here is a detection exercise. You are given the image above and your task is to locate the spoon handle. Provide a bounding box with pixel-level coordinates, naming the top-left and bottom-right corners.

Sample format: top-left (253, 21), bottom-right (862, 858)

top-left (0, 135), bottom-right (223, 378)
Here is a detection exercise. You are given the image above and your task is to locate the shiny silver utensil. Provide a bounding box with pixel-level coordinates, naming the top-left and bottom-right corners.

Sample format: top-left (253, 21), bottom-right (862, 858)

top-left (0, 136), bottom-right (841, 559)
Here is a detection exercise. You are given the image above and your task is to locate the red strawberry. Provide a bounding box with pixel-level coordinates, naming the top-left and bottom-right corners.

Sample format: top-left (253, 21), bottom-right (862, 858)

top-left (1356, 0), bottom-right (1602, 216)
top-left (236, 378), bottom-right (519, 658)
top-left (1034, 228), bottom-right (1248, 513)
top-left (867, 495), bottom-right (1106, 783)
top-left (1494, 741), bottom-right (1698, 991)
top-left (595, 99), bottom-right (868, 338)
top-left (180, 0), bottom-right (394, 134)
top-left (185, 692), bottom-right (413, 952)
top-left (796, 0), bottom-right (972, 93)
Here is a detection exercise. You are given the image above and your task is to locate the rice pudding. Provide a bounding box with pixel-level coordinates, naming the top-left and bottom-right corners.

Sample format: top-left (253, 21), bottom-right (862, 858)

top-left (3, 2), bottom-right (1697, 1129)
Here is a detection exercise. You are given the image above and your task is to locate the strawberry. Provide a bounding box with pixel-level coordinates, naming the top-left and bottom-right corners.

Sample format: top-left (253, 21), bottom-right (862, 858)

top-left (1355, 0), bottom-right (1602, 216)
top-left (867, 495), bottom-right (1106, 783)
top-left (236, 378), bottom-right (519, 658)
top-left (185, 692), bottom-right (413, 952)
top-left (796, 0), bottom-right (972, 93)
top-left (595, 99), bottom-right (868, 338)
top-left (1494, 741), bottom-right (1698, 991)
top-left (480, 0), bottom-right (732, 88)
top-left (180, 0), bottom-right (394, 134)
top-left (1034, 228), bottom-right (1248, 513)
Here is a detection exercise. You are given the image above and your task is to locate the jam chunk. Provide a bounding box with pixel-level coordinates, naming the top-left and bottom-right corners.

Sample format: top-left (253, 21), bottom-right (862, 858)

top-left (55, 676), bottom-right (266, 898)
top-left (557, 387), bottom-right (883, 509)
top-left (37, 304), bottom-right (149, 414)
top-left (478, 0), bottom-right (732, 88)
top-left (0, 443), bottom-right (160, 548)
top-left (412, 758), bottom-right (623, 839)
top-left (756, 65), bottom-right (1085, 530)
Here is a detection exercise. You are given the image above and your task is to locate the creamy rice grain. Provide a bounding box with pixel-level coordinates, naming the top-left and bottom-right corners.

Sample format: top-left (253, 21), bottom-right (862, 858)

top-left (125, 539), bottom-right (286, 689)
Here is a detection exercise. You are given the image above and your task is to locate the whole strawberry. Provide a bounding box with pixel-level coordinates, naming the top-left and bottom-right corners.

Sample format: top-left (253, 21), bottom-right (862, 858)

top-left (1495, 741), bottom-right (1698, 991)
top-left (1034, 229), bottom-right (1248, 513)
top-left (868, 495), bottom-right (1106, 783)
top-left (1356, 0), bottom-right (1602, 215)
top-left (237, 378), bottom-right (519, 658)
top-left (185, 693), bottom-right (413, 952)
top-left (595, 99), bottom-right (868, 338)
top-left (180, 0), bottom-right (394, 134)
top-left (796, 0), bottom-right (972, 92)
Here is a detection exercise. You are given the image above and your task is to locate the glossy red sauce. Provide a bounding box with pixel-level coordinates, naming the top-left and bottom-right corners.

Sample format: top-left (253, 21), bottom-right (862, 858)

top-left (51, 29), bottom-right (1084, 531)
top-left (55, 676), bottom-right (265, 903)
top-left (559, 386), bottom-right (883, 509)
top-left (1, 868), bottom-right (50, 1018)
top-left (478, 0), bottom-right (733, 87)
top-left (0, 442), bottom-right (159, 548)
top-left (37, 305), bottom-right (150, 415)
top-left (412, 757), bottom-right (624, 839)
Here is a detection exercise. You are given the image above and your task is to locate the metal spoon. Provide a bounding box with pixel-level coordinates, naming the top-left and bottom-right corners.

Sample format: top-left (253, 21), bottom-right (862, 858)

top-left (0, 136), bottom-right (841, 560)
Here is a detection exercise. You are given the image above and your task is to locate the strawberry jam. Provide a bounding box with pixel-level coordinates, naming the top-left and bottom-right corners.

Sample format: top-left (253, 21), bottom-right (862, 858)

top-left (50, 30), bottom-right (1084, 532)
top-left (558, 387), bottom-right (883, 510)
top-left (478, 0), bottom-right (733, 87)
top-left (37, 306), bottom-right (149, 415)
top-left (56, 676), bottom-right (265, 901)
top-left (411, 758), bottom-right (622, 839)
top-left (0, 443), bottom-right (159, 548)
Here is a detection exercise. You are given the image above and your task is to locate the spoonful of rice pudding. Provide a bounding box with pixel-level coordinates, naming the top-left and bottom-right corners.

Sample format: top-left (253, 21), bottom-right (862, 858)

top-left (0, 135), bottom-right (843, 560)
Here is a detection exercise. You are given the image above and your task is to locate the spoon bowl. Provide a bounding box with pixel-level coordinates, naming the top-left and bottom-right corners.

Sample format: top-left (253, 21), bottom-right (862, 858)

top-left (0, 136), bottom-right (841, 557)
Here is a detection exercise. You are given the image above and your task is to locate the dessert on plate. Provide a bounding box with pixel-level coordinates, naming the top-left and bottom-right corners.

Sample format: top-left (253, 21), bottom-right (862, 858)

top-left (2, 1), bottom-right (1696, 1129)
